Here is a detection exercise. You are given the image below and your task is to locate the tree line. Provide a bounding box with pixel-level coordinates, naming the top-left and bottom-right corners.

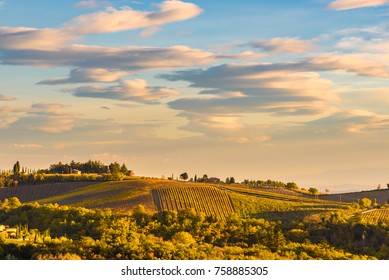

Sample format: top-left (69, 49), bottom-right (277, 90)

top-left (0, 160), bottom-right (134, 188)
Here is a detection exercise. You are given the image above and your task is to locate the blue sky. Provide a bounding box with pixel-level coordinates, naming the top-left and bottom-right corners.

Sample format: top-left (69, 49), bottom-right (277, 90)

top-left (1, 0), bottom-right (389, 191)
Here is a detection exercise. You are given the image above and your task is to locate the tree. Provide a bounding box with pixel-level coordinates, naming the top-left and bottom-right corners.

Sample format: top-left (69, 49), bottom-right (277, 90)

top-left (286, 182), bottom-right (298, 190)
top-left (308, 187), bottom-right (318, 196)
top-left (120, 163), bottom-right (128, 174)
top-left (225, 177), bottom-right (230, 184)
top-left (359, 198), bottom-right (372, 208)
top-left (202, 174), bottom-right (208, 182)
top-left (179, 172), bottom-right (188, 181)
top-left (109, 162), bottom-right (121, 174)
top-left (229, 177), bottom-right (235, 184)
top-left (13, 161), bottom-right (20, 174)
top-left (194, 174), bottom-right (197, 182)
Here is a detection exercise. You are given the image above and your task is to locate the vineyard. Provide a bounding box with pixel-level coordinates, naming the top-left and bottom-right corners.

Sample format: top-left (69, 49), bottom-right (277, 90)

top-left (218, 185), bottom-right (346, 205)
top-left (0, 182), bottom-right (97, 202)
top-left (246, 186), bottom-right (306, 197)
top-left (152, 186), bottom-right (234, 219)
top-left (359, 209), bottom-right (389, 224)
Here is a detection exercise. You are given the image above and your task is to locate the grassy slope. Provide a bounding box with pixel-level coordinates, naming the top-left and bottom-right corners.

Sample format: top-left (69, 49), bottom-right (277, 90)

top-left (0, 179), bottom-right (351, 222)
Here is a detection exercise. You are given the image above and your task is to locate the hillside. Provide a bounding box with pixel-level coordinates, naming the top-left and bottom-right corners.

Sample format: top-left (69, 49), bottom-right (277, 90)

top-left (0, 179), bottom-right (347, 223)
top-left (1, 179), bottom-right (388, 260)
top-left (319, 188), bottom-right (389, 204)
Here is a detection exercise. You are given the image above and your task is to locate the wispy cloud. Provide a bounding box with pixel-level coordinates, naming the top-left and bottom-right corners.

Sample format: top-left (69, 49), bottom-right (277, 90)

top-left (308, 110), bottom-right (389, 134)
top-left (307, 53), bottom-right (389, 78)
top-left (175, 112), bottom-right (271, 143)
top-left (13, 144), bottom-right (43, 148)
top-left (75, 0), bottom-right (110, 9)
top-left (247, 37), bottom-right (315, 53)
top-left (337, 36), bottom-right (389, 53)
top-left (327, 0), bottom-right (389, 10)
top-left (0, 103), bottom-right (80, 133)
top-left (0, 94), bottom-right (16, 101)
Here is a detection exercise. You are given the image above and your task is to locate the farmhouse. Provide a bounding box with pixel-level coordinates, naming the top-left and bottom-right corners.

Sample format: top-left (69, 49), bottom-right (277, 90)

top-left (72, 169), bottom-right (81, 174)
top-left (208, 177), bottom-right (221, 183)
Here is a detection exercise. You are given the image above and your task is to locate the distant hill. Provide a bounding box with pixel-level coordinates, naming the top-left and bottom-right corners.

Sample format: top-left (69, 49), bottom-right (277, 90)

top-left (292, 167), bottom-right (389, 193)
top-left (320, 188), bottom-right (389, 204)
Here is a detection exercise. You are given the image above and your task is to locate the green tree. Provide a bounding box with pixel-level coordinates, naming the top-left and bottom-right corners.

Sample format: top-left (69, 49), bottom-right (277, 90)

top-left (359, 198), bottom-right (372, 208)
top-left (109, 162), bottom-right (121, 174)
top-left (286, 182), bottom-right (298, 190)
top-left (229, 177), bottom-right (235, 184)
top-left (120, 163), bottom-right (128, 174)
top-left (180, 172), bottom-right (188, 180)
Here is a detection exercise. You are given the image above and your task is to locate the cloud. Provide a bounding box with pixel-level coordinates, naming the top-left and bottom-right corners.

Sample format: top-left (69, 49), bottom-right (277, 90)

top-left (3, 45), bottom-right (215, 69)
top-left (337, 37), bottom-right (389, 53)
top-left (0, 27), bottom-right (78, 51)
top-left (158, 62), bottom-right (343, 139)
top-left (75, 0), bottom-right (110, 9)
top-left (140, 26), bottom-right (162, 38)
top-left (327, 0), bottom-right (389, 10)
top-left (162, 63), bottom-right (340, 115)
top-left (66, 1), bottom-right (203, 34)
top-left (247, 37), bottom-right (314, 53)
top-left (0, 103), bottom-right (80, 133)
top-left (13, 144), bottom-right (43, 148)
top-left (176, 112), bottom-right (271, 143)
top-left (0, 94), bottom-right (16, 101)
top-left (306, 53), bottom-right (389, 78)
top-left (216, 51), bottom-right (265, 60)
top-left (0, 1), bottom-right (202, 52)
top-left (0, 105), bottom-right (29, 129)
top-left (308, 110), bottom-right (389, 134)
top-left (11, 103), bottom-right (81, 133)
top-left (37, 68), bottom-right (130, 85)
top-left (70, 79), bottom-right (180, 103)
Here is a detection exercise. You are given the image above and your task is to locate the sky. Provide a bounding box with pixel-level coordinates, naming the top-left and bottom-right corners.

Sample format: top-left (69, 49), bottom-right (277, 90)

top-left (1, 0), bottom-right (389, 192)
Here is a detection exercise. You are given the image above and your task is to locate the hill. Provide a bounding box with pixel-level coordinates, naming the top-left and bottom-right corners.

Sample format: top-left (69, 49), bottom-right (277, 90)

top-left (0, 179), bottom-right (347, 223)
top-left (319, 188), bottom-right (389, 204)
